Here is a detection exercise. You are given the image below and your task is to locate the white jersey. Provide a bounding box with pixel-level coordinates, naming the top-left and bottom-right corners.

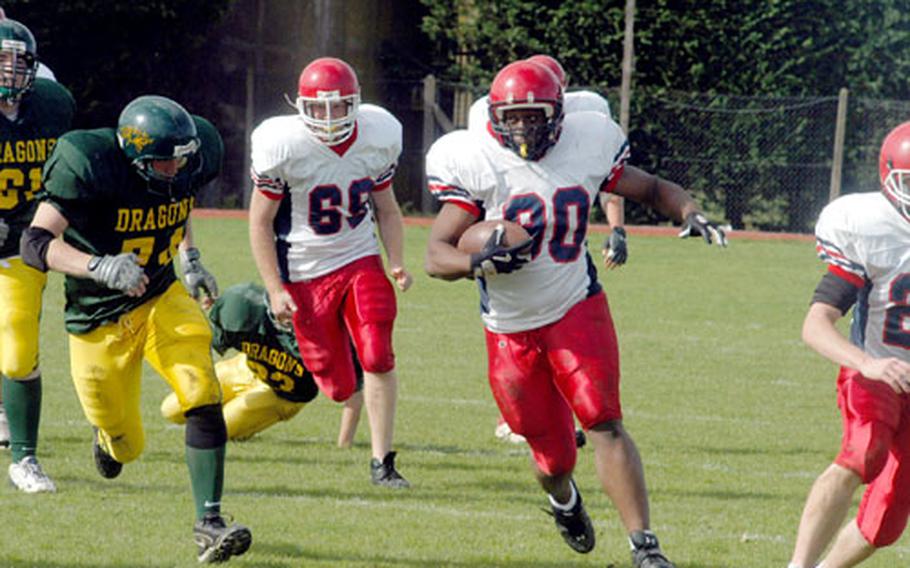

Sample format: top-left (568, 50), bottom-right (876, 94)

top-left (427, 112), bottom-right (629, 333)
top-left (815, 192), bottom-right (910, 361)
top-left (467, 90), bottom-right (611, 133)
top-left (251, 104), bottom-right (401, 281)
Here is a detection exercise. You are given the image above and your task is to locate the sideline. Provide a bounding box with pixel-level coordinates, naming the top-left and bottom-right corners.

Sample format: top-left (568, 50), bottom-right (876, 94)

top-left (192, 209), bottom-right (814, 242)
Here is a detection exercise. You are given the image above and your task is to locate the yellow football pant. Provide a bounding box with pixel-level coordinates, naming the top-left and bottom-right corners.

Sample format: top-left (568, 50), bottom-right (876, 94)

top-left (0, 258), bottom-right (46, 379)
top-left (70, 281), bottom-right (221, 464)
top-left (161, 353), bottom-right (304, 441)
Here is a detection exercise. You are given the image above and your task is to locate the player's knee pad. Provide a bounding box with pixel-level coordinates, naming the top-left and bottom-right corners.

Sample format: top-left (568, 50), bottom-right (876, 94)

top-left (185, 404), bottom-right (227, 449)
top-left (354, 323), bottom-right (395, 374)
top-left (160, 393), bottom-right (187, 425)
top-left (106, 428), bottom-right (145, 464)
top-left (836, 421), bottom-right (892, 483)
top-left (275, 400), bottom-right (305, 422)
top-left (314, 374), bottom-right (356, 403)
top-left (527, 434), bottom-right (577, 477)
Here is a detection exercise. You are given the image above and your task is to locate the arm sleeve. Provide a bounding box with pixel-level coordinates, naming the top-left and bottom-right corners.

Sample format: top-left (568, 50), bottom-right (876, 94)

top-left (815, 201), bottom-right (868, 288)
top-left (811, 271), bottom-right (860, 315)
top-left (598, 118), bottom-right (630, 194)
top-left (250, 121), bottom-right (289, 201)
top-left (425, 133), bottom-right (484, 217)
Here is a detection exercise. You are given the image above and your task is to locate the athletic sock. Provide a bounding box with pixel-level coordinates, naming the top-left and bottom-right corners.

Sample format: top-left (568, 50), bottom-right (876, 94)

top-left (2, 375), bottom-right (41, 462)
top-left (186, 444), bottom-right (225, 519)
top-left (548, 480), bottom-right (578, 511)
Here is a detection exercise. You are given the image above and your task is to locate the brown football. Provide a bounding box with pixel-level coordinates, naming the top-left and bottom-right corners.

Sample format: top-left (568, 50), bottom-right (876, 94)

top-left (457, 220), bottom-right (531, 254)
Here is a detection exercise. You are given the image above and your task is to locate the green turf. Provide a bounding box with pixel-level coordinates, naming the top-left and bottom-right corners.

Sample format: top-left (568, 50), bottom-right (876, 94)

top-left (2, 218), bottom-right (907, 567)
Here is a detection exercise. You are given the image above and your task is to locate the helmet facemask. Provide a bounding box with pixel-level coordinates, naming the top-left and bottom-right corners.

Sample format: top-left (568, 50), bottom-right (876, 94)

top-left (0, 39), bottom-right (36, 103)
top-left (883, 164), bottom-right (910, 221)
top-left (489, 102), bottom-right (562, 161)
top-left (296, 90), bottom-right (360, 145)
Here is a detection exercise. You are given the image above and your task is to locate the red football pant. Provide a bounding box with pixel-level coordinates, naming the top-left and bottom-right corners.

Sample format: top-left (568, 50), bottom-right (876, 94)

top-left (485, 292), bottom-right (621, 476)
top-left (836, 367), bottom-right (910, 547)
top-left (284, 255), bottom-right (396, 402)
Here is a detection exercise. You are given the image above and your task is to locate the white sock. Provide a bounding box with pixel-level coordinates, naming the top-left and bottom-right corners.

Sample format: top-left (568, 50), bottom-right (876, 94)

top-left (548, 481), bottom-right (578, 511)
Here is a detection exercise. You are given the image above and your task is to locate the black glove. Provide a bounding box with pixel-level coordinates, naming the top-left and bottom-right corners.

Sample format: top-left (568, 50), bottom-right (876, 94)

top-left (603, 227), bottom-right (628, 266)
top-left (469, 224), bottom-right (532, 278)
top-left (678, 212), bottom-right (728, 246)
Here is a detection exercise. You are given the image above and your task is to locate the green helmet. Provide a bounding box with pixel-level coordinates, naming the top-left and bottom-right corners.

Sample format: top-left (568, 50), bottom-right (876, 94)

top-left (117, 95), bottom-right (201, 183)
top-left (0, 19), bottom-right (38, 102)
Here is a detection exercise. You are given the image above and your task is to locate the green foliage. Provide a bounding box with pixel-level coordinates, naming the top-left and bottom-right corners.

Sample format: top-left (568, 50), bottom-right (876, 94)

top-left (5, 0), bottom-right (232, 127)
top-left (422, 0), bottom-right (910, 100)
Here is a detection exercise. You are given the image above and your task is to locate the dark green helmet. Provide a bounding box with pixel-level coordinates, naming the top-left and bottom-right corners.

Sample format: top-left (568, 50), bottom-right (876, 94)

top-left (116, 95), bottom-right (200, 183)
top-left (0, 19), bottom-right (37, 102)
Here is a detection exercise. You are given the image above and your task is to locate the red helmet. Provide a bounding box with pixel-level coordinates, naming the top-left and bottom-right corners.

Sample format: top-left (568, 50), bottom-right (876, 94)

top-left (879, 121), bottom-right (910, 220)
top-left (526, 54), bottom-right (567, 88)
top-left (296, 57), bottom-right (360, 145)
top-left (488, 60), bottom-right (563, 160)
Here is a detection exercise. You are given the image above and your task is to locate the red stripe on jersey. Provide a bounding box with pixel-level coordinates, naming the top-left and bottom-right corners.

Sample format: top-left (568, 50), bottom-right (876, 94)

top-left (374, 178), bottom-right (393, 192)
top-left (601, 164), bottom-right (626, 194)
top-left (256, 187), bottom-right (285, 201)
top-left (829, 265), bottom-right (865, 288)
top-left (447, 200), bottom-right (481, 217)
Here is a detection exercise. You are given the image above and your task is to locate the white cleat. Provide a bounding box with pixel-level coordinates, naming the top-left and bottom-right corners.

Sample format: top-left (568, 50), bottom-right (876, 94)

top-left (0, 406), bottom-right (9, 449)
top-left (494, 420), bottom-right (527, 444)
top-left (9, 456), bottom-right (56, 493)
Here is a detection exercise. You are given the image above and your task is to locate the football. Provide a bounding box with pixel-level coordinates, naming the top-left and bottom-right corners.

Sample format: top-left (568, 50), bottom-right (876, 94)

top-left (456, 220), bottom-right (531, 254)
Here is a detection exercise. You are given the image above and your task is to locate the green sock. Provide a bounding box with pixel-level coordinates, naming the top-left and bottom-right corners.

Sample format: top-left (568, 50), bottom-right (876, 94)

top-left (186, 444), bottom-right (225, 519)
top-left (2, 375), bottom-right (41, 462)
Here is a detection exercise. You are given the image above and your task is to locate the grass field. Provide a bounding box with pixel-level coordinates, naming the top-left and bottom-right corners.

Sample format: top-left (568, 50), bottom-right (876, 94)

top-left (1, 217), bottom-right (907, 567)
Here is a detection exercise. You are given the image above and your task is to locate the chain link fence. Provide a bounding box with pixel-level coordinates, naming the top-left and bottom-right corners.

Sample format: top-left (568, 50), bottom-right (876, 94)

top-left (413, 80), bottom-right (910, 233)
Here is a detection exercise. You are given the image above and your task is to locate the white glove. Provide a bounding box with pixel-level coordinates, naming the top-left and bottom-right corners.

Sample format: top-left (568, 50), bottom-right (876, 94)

top-left (0, 218), bottom-right (8, 249)
top-left (88, 253), bottom-right (145, 293)
top-left (179, 247), bottom-right (218, 302)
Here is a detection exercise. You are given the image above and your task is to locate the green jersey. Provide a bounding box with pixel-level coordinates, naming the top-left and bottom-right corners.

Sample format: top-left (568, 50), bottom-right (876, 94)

top-left (209, 283), bottom-right (317, 403)
top-left (42, 115), bottom-right (223, 334)
top-left (0, 78), bottom-right (74, 258)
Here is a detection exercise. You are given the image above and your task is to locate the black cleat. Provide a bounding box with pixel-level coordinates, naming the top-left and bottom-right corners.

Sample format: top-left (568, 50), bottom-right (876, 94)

top-left (370, 451), bottom-right (410, 489)
top-left (546, 480), bottom-right (595, 553)
top-left (93, 427), bottom-right (122, 479)
top-left (574, 428), bottom-right (587, 448)
top-left (630, 530), bottom-right (675, 568)
top-left (194, 512), bottom-right (252, 564)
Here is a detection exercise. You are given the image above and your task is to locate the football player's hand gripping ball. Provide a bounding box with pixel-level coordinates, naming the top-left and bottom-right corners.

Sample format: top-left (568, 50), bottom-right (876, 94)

top-left (180, 247), bottom-right (219, 307)
top-left (470, 224), bottom-right (533, 278)
top-left (678, 212), bottom-right (728, 247)
top-left (602, 226), bottom-right (628, 269)
top-left (88, 253), bottom-right (147, 296)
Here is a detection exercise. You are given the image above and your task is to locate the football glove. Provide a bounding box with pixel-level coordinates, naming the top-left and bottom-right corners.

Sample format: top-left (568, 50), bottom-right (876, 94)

top-left (0, 218), bottom-right (8, 249)
top-left (603, 226), bottom-right (628, 266)
top-left (88, 253), bottom-right (146, 293)
top-left (469, 224), bottom-right (533, 278)
top-left (678, 212), bottom-right (728, 247)
top-left (179, 247), bottom-right (219, 302)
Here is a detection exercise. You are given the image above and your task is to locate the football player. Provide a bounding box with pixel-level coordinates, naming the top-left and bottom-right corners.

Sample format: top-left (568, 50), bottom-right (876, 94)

top-left (22, 95), bottom-right (251, 563)
top-left (160, 282), bottom-right (365, 446)
top-left (788, 121), bottom-right (910, 568)
top-left (469, 55), bottom-right (624, 447)
top-left (425, 60), bottom-right (726, 568)
top-left (0, 18), bottom-right (73, 492)
top-left (249, 57), bottom-right (413, 488)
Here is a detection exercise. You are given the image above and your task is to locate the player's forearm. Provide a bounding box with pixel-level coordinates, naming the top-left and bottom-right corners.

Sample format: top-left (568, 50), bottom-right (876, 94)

top-left (802, 303), bottom-right (869, 370)
top-left (178, 218), bottom-right (196, 252)
top-left (652, 177), bottom-right (698, 222)
top-left (604, 194), bottom-right (624, 228)
top-left (424, 240), bottom-right (472, 280)
top-left (375, 206), bottom-right (405, 268)
top-left (45, 238), bottom-right (95, 277)
top-left (248, 222), bottom-right (284, 295)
